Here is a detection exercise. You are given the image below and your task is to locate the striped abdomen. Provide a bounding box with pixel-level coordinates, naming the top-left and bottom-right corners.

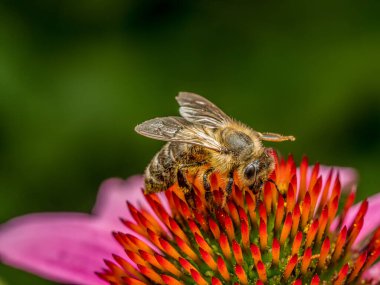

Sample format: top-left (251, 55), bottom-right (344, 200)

top-left (143, 142), bottom-right (208, 193)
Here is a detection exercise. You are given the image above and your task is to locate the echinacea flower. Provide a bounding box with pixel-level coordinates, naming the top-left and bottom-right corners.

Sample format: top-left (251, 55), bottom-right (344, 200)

top-left (0, 154), bottom-right (379, 284)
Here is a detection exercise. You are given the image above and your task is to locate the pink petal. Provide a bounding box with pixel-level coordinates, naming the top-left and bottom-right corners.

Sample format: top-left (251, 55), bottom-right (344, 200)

top-left (297, 165), bottom-right (358, 196)
top-left (340, 193), bottom-right (380, 246)
top-left (331, 193), bottom-right (380, 246)
top-left (318, 165), bottom-right (358, 193)
top-left (0, 213), bottom-right (124, 285)
top-left (93, 176), bottom-right (170, 232)
top-left (92, 176), bottom-right (146, 231)
top-left (363, 262), bottom-right (380, 284)
top-left (297, 165), bottom-right (358, 213)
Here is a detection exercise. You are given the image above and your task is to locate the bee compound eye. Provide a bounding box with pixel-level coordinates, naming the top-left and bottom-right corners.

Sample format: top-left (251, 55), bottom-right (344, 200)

top-left (244, 162), bottom-right (257, 179)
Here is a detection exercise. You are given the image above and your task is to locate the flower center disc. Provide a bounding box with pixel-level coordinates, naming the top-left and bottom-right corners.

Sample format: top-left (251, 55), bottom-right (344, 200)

top-left (98, 153), bottom-right (380, 285)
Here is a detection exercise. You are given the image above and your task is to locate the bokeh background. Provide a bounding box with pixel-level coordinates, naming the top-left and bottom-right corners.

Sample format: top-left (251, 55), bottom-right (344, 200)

top-left (0, 1), bottom-right (379, 284)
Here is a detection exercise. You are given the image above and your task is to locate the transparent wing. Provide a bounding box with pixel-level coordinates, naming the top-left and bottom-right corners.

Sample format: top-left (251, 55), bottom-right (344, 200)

top-left (135, 116), bottom-right (223, 151)
top-left (176, 92), bottom-right (231, 127)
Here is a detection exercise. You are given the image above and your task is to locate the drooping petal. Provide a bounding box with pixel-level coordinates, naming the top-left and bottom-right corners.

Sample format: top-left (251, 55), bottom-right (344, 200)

top-left (318, 166), bottom-right (358, 193)
top-left (340, 193), bottom-right (380, 246)
top-left (296, 165), bottom-right (358, 213)
top-left (363, 262), bottom-right (380, 284)
top-left (0, 213), bottom-right (123, 285)
top-left (296, 165), bottom-right (358, 198)
top-left (314, 165), bottom-right (358, 193)
top-left (92, 176), bottom-right (146, 231)
top-left (93, 176), bottom-right (171, 233)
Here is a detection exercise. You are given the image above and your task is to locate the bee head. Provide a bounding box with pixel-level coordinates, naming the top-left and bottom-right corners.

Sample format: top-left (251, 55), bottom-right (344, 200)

top-left (239, 149), bottom-right (275, 193)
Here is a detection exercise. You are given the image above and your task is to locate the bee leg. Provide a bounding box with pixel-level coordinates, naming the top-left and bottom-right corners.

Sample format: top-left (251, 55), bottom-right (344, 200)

top-left (203, 169), bottom-right (234, 209)
top-left (203, 167), bottom-right (214, 206)
top-left (177, 169), bottom-right (196, 209)
top-left (267, 178), bottom-right (287, 199)
top-left (226, 170), bottom-right (234, 197)
top-left (267, 178), bottom-right (280, 193)
top-left (222, 170), bottom-right (234, 206)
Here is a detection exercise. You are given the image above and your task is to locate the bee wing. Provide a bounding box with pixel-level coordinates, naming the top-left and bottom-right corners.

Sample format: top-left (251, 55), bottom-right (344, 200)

top-left (135, 116), bottom-right (223, 151)
top-left (176, 92), bottom-right (232, 127)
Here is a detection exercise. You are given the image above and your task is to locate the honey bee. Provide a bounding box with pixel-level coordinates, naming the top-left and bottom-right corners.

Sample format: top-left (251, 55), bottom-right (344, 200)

top-left (135, 92), bottom-right (295, 208)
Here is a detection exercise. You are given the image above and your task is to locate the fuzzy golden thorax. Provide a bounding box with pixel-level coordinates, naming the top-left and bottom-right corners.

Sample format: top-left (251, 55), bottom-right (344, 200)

top-left (214, 125), bottom-right (274, 192)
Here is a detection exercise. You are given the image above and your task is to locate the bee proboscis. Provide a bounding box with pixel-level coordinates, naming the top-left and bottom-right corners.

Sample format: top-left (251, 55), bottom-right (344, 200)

top-left (135, 92), bottom-right (295, 208)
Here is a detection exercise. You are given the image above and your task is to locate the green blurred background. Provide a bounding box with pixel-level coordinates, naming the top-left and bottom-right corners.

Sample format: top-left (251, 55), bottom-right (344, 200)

top-left (0, 1), bottom-right (379, 284)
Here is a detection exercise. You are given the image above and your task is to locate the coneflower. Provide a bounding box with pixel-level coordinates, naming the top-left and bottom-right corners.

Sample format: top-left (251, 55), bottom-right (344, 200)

top-left (97, 153), bottom-right (379, 285)
top-left (0, 155), bottom-right (378, 284)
